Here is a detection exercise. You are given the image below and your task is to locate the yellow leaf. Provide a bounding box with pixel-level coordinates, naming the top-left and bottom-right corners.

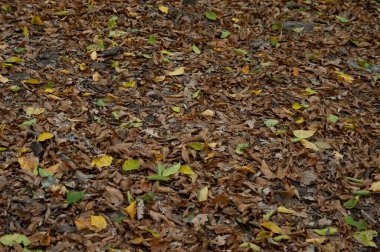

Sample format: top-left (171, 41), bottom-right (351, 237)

top-left (369, 181), bottom-right (380, 192)
top-left (158, 5), bottom-right (169, 14)
top-left (37, 132), bottom-right (54, 142)
top-left (295, 117), bottom-right (304, 124)
top-left (261, 221), bottom-right (282, 234)
top-left (335, 71), bottom-right (353, 83)
top-left (92, 72), bottom-right (100, 81)
top-left (172, 106), bottom-right (181, 113)
top-left (242, 65), bottom-right (249, 74)
top-left (300, 139), bottom-right (319, 151)
top-left (293, 130), bottom-right (316, 139)
top-left (278, 206), bottom-right (296, 214)
top-left (22, 26), bottom-right (29, 37)
top-left (79, 63), bottom-right (86, 71)
top-left (23, 79), bottom-right (40, 85)
top-left (168, 67), bottom-right (185, 76)
top-left (0, 74), bottom-right (9, 83)
top-left (292, 103), bottom-right (302, 110)
top-left (251, 89), bottom-right (262, 95)
top-left (31, 15), bottom-right (43, 25)
top-left (179, 165), bottom-right (193, 175)
top-left (45, 163), bottom-right (60, 175)
top-left (90, 215), bottom-right (107, 231)
top-left (25, 107), bottom-right (45, 116)
top-left (44, 88), bottom-right (54, 93)
top-left (153, 76), bottom-right (165, 82)
top-left (231, 17), bottom-right (239, 23)
top-left (122, 80), bottom-right (136, 88)
top-left (91, 155), bottom-right (113, 168)
top-left (197, 186), bottom-right (208, 202)
top-left (47, 94), bottom-right (61, 100)
top-left (18, 156), bottom-right (38, 173)
top-left (124, 201), bottom-right (137, 219)
top-left (130, 236), bottom-right (144, 244)
top-left (306, 237), bottom-right (326, 244)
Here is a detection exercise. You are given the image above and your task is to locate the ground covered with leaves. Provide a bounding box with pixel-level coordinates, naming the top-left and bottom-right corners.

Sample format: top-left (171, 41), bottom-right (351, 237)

top-left (0, 0), bottom-right (379, 251)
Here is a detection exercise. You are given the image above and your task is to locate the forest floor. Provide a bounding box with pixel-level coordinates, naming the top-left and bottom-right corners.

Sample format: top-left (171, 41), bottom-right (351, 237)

top-left (0, 0), bottom-right (379, 251)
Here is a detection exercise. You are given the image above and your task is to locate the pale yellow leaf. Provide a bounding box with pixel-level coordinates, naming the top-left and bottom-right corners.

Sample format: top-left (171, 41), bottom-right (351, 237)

top-left (91, 155), bottom-right (113, 168)
top-left (37, 132), bottom-right (54, 142)
top-left (197, 186), bottom-right (208, 202)
top-left (278, 206), bottom-right (296, 214)
top-left (261, 221), bottom-right (282, 234)
top-left (293, 130), bottom-right (316, 139)
top-left (153, 76), bottom-right (165, 82)
top-left (90, 215), bottom-right (107, 231)
top-left (300, 139), bottom-right (319, 151)
top-left (23, 79), bottom-right (40, 85)
top-left (335, 71), bottom-right (353, 83)
top-left (90, 51), bottom-right (97, 60)
top-left (92, 72), bottom-right (100, 82)
top-left (168, 67), bottom-right (185, 76)
top-left (306, 237), bottom-right (326, 244)
top-left (124, 201), bottom-right (137, 219)
top-left (201, 109), bottom-right (215, 117)
top-left (18, 156), bottom-right (38, 173)
top-left (0, 74), bottom-right (9, 83)
top-left (179, 165), bottom-right (193, 175)
top-left (158, 5), bottom-right (169, 14)
top-left (369, 181), bottom-right (380, 192)
top-left (25, 107), bottom-right (45, 116)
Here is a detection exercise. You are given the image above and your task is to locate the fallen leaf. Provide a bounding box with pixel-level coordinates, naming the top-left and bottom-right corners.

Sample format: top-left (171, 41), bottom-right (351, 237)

top-left (0, 234), bottom-right (30, 247)
top-left (201, 109), bottom-right (215, 117)
top-left (91, 155), bottom-right (113, 168)
top-left (344, 216), bottom-right (367, 230)
top-left (66, 191), bottom-right (85, 204)
top-left (292, 103), bottom-right (302, 110)
top-left (369, 181), bottom-right (380, 192)
top-left (314, 227), bottom-right (338, 236)
top-left (293, 130), bottom-right (316, 139)
top-left (37, 132), bottom-right (54, 142)
top-left (261, 221), bottom-right (282, 233)
top-left (300, 139), bottom-right (319, 151)
top-left (239, 242), bottom-right (261, 251)
top-left (25, 107), bottom-right (45, 116)
top-left (353, 230), bottom-right (378, 248)
top-left (124, 201), bottom-right (137, 219)
top-left (167, 67), bottom-right (185, 76)
top-left (18, 156), bottom-right (38, 173)
top-left (205, 11), bottom-right (217, 21)
top-left (23, 79), bottom-right (40, 84)
top-left (0, 74), bottom-right (9, 83)
top-left (278, 206), bottom-right (296, 214)
top-left (198, 186), bottom-right (208, 202)
top-left (158, 5), bottom-right (169, 14)
top-left (335, 71), bottom-right (354, 83)
top-left (74, 217), bottom-right (91, 230)
top-left (306, 237), bottom-right (326, 244)
top-left (188, 142), bottom-right (204, 151)
top-left (122, 159), bottom-right (140, 172)
top-left (264, 119), bottom-right (279, 127)
top-left (90, 215), bottom-right (107, 231)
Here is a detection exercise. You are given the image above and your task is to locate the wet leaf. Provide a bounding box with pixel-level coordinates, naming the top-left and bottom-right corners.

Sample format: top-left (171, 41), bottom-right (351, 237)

top-left (261, 221), bottom-right (282, 234)
top-left (37, 132), bottom-right (54, 142)
top-left (122, 159), bottom-right (140, 172)
top-left (353, 230), bottom-right (378, 248)
top-left (66, 191), bottom-right (85, 204)
top-left (91, 155), bottom-right (113, 168)
top-left (90, 215), bottom-right (107, 231)
top-left (205, 11), bottom-right (217, 21)
top-left (0, 234), bottom-right (30, 247)
top-left (197, 186), bottom-right (208, 202)
top-left (314, 227), bottom-right (338, 236)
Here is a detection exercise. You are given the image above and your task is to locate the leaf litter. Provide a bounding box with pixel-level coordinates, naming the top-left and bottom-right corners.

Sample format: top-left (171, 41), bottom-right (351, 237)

top-left (0, 0), bottom-right (379, 251)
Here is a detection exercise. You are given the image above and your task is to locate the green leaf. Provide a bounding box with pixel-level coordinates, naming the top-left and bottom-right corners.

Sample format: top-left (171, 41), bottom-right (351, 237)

top-left (235, 143), bottom-right (249, 155)
top-left (343, 196), bottom-right (360, 209)
top-left (344, 216), bottom-right (367, 230)
top-left (327, 114), bottom-right (339, 123)
top-left (162, 163), bottom-right (181, 177)
top-left (96, 99), bottom-right (106, 107)
top-left (21, 118), bottom-right (37, 126)
top-left (336, 15), bottom-right (349, 23)
top-left (0, 233), bottom-right (30, 247)
top-left (113, 215), bottom-right (127, 224)
top-left (14, 47), bottom-right (26, 53)
top-left (108, 15), bottom-right (118, 28)
top-left (192, 44), bottom-right (201, 54)
top-left (9, 85), bottom-right (22, 92)
top-left (145, 228), bottom-right (160, 238)
top-left (123, 159), bottom-right (141, 172)
top-left (5, 56), bottom-right (23, 63)
top-left (148, 35), bottom-right (156, 45)
top-left (108, 30), bottom-right (127, 38)
top-left (239, 242), bottom-right (261, 251)
top-left (38, 168), bottom-right (52, 177)
top-left (147, 175), bottom-right (170, 181)
top-left (141, 191), bottom-right (154, 202)
top-left (264, 119), bottom-right (279, 127)
top-left (156, 163), bottom-right (165, 176)
top-left (305, 87), bottom-right (318, 95)
top-left (353, 230), bottom-right (378, 248)
top-left (66, 190), bottom-right (85, 204)
top-left (345, 177), bottom-right (363, 183)
top-left (112, 111), bottom-right (120, 120)
top-left (192, 89), bottom-right (201, 99)
top-left (273, 235), bottom-right (291, 242)
top-left (220, 30), bottom-right (231, 39)
top-left (352, 190), bottom-right (370, 196)
top-left (187, 142), bottom-right (204, 151)
top-left (314, 227), bottom-right (338, 236)
top-left (205, 11), bottom-right (217, 21)
top-left (232, 48), bottom-right (248, 55)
